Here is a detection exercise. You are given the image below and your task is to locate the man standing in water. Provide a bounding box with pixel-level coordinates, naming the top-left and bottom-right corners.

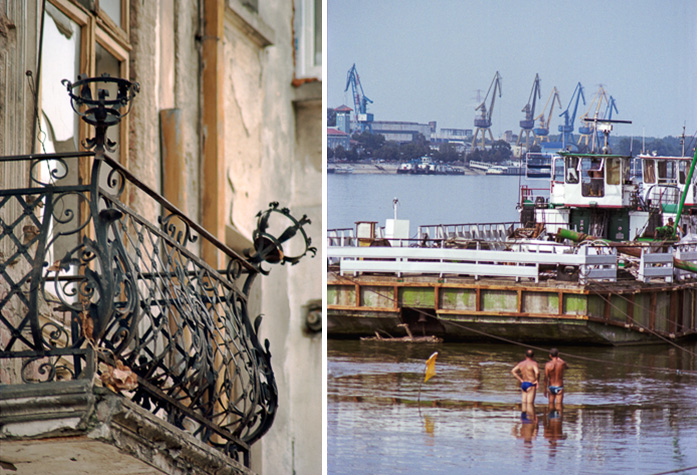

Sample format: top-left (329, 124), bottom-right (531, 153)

top-left (511, 349), bottom-right (539, 418)
top-left (544, 348), bottom-right (568, 415)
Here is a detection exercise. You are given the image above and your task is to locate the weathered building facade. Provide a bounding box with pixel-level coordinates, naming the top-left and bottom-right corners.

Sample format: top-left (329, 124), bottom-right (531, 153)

top-left (0, 0), bottom-right (321, 473)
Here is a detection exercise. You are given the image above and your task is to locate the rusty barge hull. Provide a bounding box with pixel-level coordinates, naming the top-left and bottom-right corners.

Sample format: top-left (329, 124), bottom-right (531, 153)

top-left (327, 274), bottom-right (697, 345)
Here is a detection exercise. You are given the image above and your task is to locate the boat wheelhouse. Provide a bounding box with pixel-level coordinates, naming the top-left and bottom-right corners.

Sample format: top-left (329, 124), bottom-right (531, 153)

top-left (327, 122), bottom-right (697, 345)
top-left (526, 150), bottom-right (697, 242)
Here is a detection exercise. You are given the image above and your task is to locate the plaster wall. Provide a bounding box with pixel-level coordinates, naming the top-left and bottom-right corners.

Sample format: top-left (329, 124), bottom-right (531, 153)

top-left (223, 24), bottom-right (264, 237)
top-left (219, 0), bottom-right (323, 473)
top-left (126, 0), bottom-right (322, 472)
top-left (0, 0), bottom-right (40, 385)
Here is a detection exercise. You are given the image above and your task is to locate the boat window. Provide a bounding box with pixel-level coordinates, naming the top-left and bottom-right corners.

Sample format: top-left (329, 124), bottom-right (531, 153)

top-left (678, 160), bottom-right (687, 185)
top-left (581, 157), bottom-right (604, 197)
top-left (553, 157), bottom-right (565, 182)
top-left (657, 160), bottom-right (676, 184)
top-left (607, 158), bottom-right (620, 185)
top-left (623, 158), bottom-right (631, 184)
top-left (565, 156), bottom-right (579, 184)
top-left (644, 160), bottom-right (656, 183)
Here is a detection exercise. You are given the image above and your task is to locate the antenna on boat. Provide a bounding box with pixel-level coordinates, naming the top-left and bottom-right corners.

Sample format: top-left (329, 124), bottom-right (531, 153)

top-left (583, 117), bottom-right (632, 153)
top-left (642, 128), bottom-right (646, 154)
top-left (393, 197), bottom-right (399, 220)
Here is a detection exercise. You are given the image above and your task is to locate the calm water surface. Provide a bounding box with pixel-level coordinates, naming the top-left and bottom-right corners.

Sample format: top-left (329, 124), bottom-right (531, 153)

top-left (327, 173), bottom-right (536, 231)
top-left (327, 340), bottom-right (697, 474)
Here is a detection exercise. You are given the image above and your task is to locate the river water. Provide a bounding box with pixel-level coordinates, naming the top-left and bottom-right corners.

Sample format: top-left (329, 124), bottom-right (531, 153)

top-left (327, 172), bottom-right (697, 473)
top-left (327, 173), bottom-right (535, 232)
top-left (327, 340), bottom-right (697, 474)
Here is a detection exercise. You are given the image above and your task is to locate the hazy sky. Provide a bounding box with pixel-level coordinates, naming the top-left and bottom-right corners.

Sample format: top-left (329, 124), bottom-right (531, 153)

top-left (327, 0), bottom-right (697, 140)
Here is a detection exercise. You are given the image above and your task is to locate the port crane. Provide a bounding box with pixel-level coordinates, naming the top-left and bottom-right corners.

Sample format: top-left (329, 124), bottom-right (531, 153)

top-left (592, 95), bottom-right (618, 149)
top-left (577, 85), bottom-right (609, 147)
top-left (604, 95), bottom-right (618, 120)
top-left (558, 82), bottom-right (585, 148)
top-left (533, 87), bottom-right (561, 144)
top-left (517, 74), bottom-right (542, 148)
top-left (345, 64), bottom-right (374, 133)
top-left (472, 71), bottom-right (502, 149)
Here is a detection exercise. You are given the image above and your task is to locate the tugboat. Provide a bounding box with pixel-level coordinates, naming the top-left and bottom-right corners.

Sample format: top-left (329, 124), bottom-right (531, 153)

top-left (528, 121), bottom-right (697, 241)
top-left (397, 161), bottom-right (414, 174)
top-left (327, 119), bottom-right (697, 345)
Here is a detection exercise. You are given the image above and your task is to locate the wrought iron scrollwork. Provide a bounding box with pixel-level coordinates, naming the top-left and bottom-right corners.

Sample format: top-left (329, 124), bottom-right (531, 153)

top-left (245, 201), bottom-right (317, 273)
top-left (1, 75), bottom-right (315, 466)
top-left (63, 74), bottom-right (139, 152)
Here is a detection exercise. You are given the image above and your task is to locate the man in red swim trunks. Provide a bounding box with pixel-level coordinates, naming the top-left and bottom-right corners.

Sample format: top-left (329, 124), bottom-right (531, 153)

top-left (511, 349), bottom-right (539, 416)
top-left (544, 348), bottom-right (569, 415)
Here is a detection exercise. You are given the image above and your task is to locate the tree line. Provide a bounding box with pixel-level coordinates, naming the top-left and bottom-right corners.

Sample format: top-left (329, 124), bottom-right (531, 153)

top-left (328, 107), bottom-right (694, 162)
top-left (328, 130), bottom-right (514, 164)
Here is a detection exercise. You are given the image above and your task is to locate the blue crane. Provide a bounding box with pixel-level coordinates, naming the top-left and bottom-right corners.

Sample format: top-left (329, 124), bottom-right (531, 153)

top-left (472, 71), bottom-right (502, 149)
top-left (558, 82), bottom-right (585, 148)
top-left (604, 95), bottom-right (618, 120)
top-left (517, 74), bottom-right (542, 148)
top-left (345, 64), bottom-right (374, 133)
top-left (533, 87), bottom-right (561, 144)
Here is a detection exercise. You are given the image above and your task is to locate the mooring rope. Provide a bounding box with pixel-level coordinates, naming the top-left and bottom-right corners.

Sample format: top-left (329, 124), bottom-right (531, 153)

top-left (587, 279), bottom-right (697, 357)
top-left (650, 465), bottom-right (697, 475)
top-left (328, 269), bottom-right (697, 377)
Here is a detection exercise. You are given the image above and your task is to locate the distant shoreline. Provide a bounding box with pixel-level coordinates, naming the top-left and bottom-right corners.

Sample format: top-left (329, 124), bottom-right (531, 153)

top-left (328, 163), bottom-right (486, 175)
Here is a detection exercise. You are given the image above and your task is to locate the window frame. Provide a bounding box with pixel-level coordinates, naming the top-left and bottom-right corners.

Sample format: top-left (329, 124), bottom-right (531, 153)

top-left (294, 0), bottom-right (322, 80)
top-left (43, 0), bottom-right (131, 168)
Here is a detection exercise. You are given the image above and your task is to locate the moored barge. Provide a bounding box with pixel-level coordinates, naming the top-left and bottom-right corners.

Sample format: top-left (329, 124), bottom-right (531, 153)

top-left (327, 121), bottom-right (697, 345)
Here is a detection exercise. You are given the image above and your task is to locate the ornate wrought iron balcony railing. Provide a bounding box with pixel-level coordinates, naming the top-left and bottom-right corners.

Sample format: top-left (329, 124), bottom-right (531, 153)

top-left (0, 75), bottom-right (314, 466)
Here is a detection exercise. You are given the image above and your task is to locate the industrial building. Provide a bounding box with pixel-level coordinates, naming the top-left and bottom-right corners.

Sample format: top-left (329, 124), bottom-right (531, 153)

top-left (370, 120), bottom-right (436, 143)
top-left (327, 105), bottom-right (352, 150)
top-left (327, 128), bottom-right (351, 150)
top-left (430, 128), bottom-right (473, 153)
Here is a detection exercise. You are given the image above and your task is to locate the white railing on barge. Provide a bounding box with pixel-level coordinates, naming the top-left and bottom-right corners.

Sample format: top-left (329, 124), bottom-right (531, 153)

top-left (675, 245), bottom-right (697, 281)
top-left (327, 228), bottom-right (355, 247)
top-left (327, 245), bottom-right (617, 284)
top-left (417, 222), bottom-right (518, 243)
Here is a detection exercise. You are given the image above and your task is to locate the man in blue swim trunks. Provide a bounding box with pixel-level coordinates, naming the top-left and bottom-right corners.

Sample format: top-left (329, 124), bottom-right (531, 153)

top-left (544, 348), bottom-right (569, 414)
top-left (511, 349), bottom-right (539, 415)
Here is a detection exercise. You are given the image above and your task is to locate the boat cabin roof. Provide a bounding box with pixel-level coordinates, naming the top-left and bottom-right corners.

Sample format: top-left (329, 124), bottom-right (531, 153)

top-left (557, 151), bottom-right (630, 160)
top-left (636, 154), bottom-right (692, 161)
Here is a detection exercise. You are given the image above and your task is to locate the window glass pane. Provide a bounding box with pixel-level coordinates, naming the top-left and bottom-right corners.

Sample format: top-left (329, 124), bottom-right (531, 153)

top-left (314, 0), bottom-right (321, 66)
top-left (41, 2), bottom-right (81, 152)
top-left (95, 42), bottom-right (121, 154)
top-left (657, 160), bottom-right (675, 183)
top-left (581, 157), bottom-right (604, 197)
top-left (644, 160), bottom-right (656, 183)
top-left (679, 161), bottom-right (687, 184)
top-left (565, 156), bottom-right (579, 183)
top-left (40, 3), bottom-right (83, 285)
top-left (607, 159), bottom-right (620, 185)
top-left (553, 157), bottom-right (564, 182)
top-left (100, 0), bottom-right (122, 28)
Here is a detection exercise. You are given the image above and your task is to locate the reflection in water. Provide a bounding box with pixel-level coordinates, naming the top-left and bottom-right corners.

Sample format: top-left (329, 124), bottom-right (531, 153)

top-left (512, 405), bottom-right (539, 466)
top-left (328, 340), bottom-right (697, 474)
top-left (543, 408), bottom-right (565, 457)
top-left (422, 414), bottom-right (435, 436)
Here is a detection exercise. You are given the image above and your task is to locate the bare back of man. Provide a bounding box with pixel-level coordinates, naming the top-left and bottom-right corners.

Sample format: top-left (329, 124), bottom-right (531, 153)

top-left (511, 349), bottom-right (539, 412)
top-left (544, 348), bottom-right (568, 412)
